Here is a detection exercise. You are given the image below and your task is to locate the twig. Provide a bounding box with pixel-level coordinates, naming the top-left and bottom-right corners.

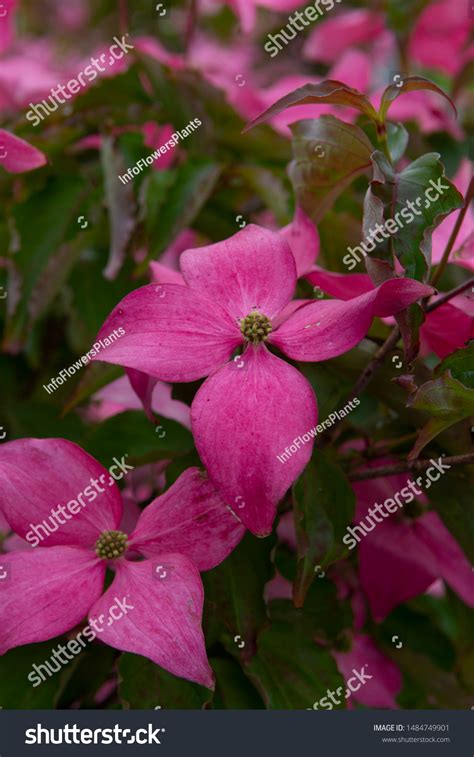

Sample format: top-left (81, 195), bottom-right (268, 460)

top-left (430, 177), bottom-right (474, 287)
top-left (321, 327), bottom-right (400, 445)
top-left (348, 453), bottom-right (474, 480)
top-left (352, 327), bottom-right (401, 398)
top-left (185, 0), bottom-right (198, 52)
top-left (426, 277), bottom-right (474, 312)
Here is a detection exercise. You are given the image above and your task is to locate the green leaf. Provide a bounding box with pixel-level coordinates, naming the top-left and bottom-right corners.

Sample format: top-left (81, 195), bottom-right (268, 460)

top-left (210, 657), bottom-right (265, 709)
top-left (428, 467), bottom-right (474, 564)
top-left (118, 653), bottom-right (212, 709)
top-left (244, 81), bottom-right (380, 132)
top-left (408, 371), bottom-right (474, 458)
top-left (364, 151), bottom-right (463, 280)
top-left (203, 532), bottom-right (275, 661)
top-left (81, 410), bottom-right (194, 467)
top-left (288, 115), bottom-right (373, 223)
top-left (62, 362), bottom-right (124, 415)
top-left (245, 600), bottom-right (343, 709)
top-left (379, 77), bottom-right (457, 124)
top-left (434, 343), bottom-right (474, 389)
top-left (57, 644), bottom-right (117, 708)
top-left (0, 641), bottom-right (70, 708)
top-left (100, 136), bottom-right (135, 280)
top-left (385, 0), bottom-right (431, 38)
top-left (5, 175), bottom-right (85, 347)
top-left (147, 159), bottom-right (221, 262)
top-left (386, 121), bottom-right (409, 164)
top-left (292, 450), bottom-right (355, 606)
top-left (236, 165), bottom-right (290, 225)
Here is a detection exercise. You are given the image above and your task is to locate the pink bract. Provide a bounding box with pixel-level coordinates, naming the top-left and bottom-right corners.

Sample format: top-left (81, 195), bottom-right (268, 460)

top-left (93, 225), bottom-right (433, 536)
top-left (0, 129), bottom-right (47, 173)
top-left (0, 438), bottom-right (245, 686)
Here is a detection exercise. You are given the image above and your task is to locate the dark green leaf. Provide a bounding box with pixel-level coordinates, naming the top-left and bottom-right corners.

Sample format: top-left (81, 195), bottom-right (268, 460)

top-left (289, 115), bottom-right (373, 223)
top-left (0, 641), bottom-right (70, 708)
top-left (245, 600), bottom-right (343, 709)
top-left (210, 657), bottom-right (265, 709)
top-left (408, 371), bottom-right (474, 458)
top-left (244, 81), bottom-right (380, 132)
top-left (428, 466), bottom-right (474, 564)
top-left (81, 410), bottom-right (194, 467)
top-left (118, 653), bottom-right (212, 709)
top-left (379, 77), bottom-right (456, 124)
top-left (292, 450), bottom-right (355, 605)
top-left (203, 532), bottom-right (275, 661)
top-left (100, 136), bottom-right (135, 280)
top-left (363, 151), bottom-right (463, 280)
top-left (434, 343), bottom-right (474, 389)
top-left (147, 160), bottom-right (221, 261)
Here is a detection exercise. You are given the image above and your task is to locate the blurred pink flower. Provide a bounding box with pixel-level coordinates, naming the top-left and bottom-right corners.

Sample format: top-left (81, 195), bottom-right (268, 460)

top-left (408, 0), bottom-right (474, 76)
top-left (0, 0), bottom-right (16, 55)
top-left (303, 9), bottom-right (387, 64)
top-left (0, 128), bottom-right (46, 173)
top-left (353, 469), bottom-right (474, 620)
top-left (333, 634), bottom-right (402, 709)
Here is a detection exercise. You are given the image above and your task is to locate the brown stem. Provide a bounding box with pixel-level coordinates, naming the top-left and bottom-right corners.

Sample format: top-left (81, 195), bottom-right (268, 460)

top-left (348, 453), bottom-right (474, 481)
top-left (118, 0), bottom-right (129, 35)
top-left (352, 327), bottom-right (401, 398)
top-left (426, 277), bottom-right (474, 312)
top-left (185, 0), bottom-right (198, 53)
top-left (430, 177), bottom-right (474, 287)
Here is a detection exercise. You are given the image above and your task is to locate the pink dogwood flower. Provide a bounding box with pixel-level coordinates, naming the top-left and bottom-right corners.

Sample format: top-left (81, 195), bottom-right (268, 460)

top-left (0, 438), bottom-right (244, 686)
top-left (92, 225), bottom-right (433, 536)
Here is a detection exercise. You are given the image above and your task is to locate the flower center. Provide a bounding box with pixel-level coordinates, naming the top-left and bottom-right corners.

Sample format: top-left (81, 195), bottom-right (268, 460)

top-left (239, 310), bottom-right (272, 344)
top-left (95, 530), bottom-right (128, 559)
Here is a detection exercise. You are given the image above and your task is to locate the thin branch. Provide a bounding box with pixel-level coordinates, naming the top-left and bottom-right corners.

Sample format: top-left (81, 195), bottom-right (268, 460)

top-left (348, 453), bottom-right (474, 480)
top-left (185, 0), bottom-right (198, 53)
top-left (426, 277), bottom-right (474, 312)
top-left (321, 326), bottom-right (400, 445)
top-left (352, 326), bottom-right (401, 398)
top-left (430, 177), bottom-right (474, 287)
top-left (118, 0), bottom-right (129, 35)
